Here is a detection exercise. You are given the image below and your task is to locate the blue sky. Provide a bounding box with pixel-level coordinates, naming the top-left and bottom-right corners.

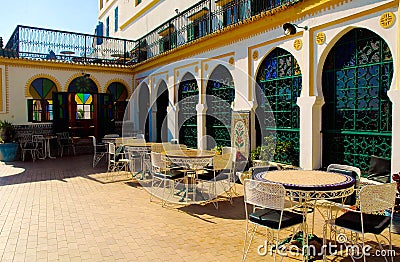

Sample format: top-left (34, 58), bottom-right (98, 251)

top-left (1, 0), bottom-right (98, 44)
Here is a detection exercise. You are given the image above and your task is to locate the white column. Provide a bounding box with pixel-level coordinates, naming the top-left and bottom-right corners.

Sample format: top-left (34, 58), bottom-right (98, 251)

top-left (387, 89), bottom-right (400, 175)
top-left (151, 105), bottom-right (157, 142)
top-left (167, 105), bottom-right (177, 142)
top-left (196, 103), bottom-right (207, 150)
top-left (297, 96), bottom-right (324, 170)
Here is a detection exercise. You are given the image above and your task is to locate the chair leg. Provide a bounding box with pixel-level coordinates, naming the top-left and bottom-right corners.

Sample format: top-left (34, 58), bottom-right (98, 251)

top-left (242, 222), bottom-right (258, 261)
top-left (93, 153), bottom-right (105, 168)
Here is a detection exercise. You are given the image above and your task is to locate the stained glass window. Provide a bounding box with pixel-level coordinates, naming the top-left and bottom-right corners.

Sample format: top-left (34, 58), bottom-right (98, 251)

top-left (178, 78), bottom-right (198, 148)
top-left (28, 78), bottom-right (57, 122)
top-left (68, 76), bottom-right (98, 94)
top-left (107, 82), bottom-right (128, 121)
top-left (75, 93), bottom-right (93, 120)
top-left (322, 28), bottom-right (393, 173)
top-left (256, 47), bottom-right (301, 166)
top-left (206, 66), bottom-right (235, 148)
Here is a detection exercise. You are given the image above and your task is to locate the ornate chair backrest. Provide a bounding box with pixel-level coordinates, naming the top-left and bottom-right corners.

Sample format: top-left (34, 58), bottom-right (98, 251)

top-left (108, 142), bottom-right (117, 162)
top-left (32, 135), bottom-right (44, 147)
top-left (244, 179), bottom-right (285, 210)
top-left (151, 152), bottom-right (167, 170)
top-left (19, 133), bottom-right (33, 146)
top-left (359, 183), bottom-right (396, 214)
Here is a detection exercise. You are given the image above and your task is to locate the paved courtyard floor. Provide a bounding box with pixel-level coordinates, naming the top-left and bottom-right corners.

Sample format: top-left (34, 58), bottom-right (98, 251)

top-left (0, 154), bottom-right (399, 261)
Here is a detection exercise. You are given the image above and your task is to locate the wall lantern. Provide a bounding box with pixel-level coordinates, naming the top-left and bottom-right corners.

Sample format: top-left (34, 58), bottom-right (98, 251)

top-left (283, 23), bottom-right (308, 35)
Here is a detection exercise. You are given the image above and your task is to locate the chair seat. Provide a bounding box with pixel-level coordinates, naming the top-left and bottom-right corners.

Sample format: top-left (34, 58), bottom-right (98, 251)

top-left (249, 208), bottom-right (304, 229)
top-left (154, 170), bottom-right (185, 180)
top-left (335, 212), bottom-right (391, 234)
top-left (96, 144), bottom-right (107, 153)
top-left (200, 169), bottom-right (230, 181)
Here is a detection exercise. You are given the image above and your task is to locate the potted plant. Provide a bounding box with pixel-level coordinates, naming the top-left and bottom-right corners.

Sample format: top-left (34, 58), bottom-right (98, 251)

top-left (0, 120), bottom-right (18, 162)
top-left (211, 145), bottom-right (223, 155)
top-left (250, 136), bottom-right (276, 166)
top-left (250, 135), bottom-right (297, 167)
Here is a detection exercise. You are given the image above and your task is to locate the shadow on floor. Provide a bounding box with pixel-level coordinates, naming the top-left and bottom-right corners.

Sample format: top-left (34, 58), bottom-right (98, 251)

top-left (0, 154), bottom-right (110, 186)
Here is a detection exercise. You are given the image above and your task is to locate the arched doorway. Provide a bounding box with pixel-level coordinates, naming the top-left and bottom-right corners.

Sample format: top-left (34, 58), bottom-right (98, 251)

top-left (53, 75), bottom-right (114, 139)
top-left (178, 73), bottom-right (198, 148)
top-left (66, 76), bottom-right (99, 137)
top-left (138, 84), bottom-right (150, 141)
top-left (255, 47), bottom-right (301, 166)
top-left (322, 28), bottom-right (393, 172)
top-left (155, 81), bottom-right (169, 142)
top-left (206, 65), bottom-right (235, 148)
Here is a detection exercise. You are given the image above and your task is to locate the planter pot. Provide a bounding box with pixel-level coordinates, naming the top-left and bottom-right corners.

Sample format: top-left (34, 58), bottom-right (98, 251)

top-left (0, 142), bottom-right (19, 162)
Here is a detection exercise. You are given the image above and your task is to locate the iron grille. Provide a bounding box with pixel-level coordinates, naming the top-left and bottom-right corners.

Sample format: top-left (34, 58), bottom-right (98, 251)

top-left (178, 80), bottom-right (199, 148)
top-left (322, 28), bottom-right (393, 174)
top-left (257, 47), bottom-right (301, 166)
top-left (206, 80), bottom-right (235, 147)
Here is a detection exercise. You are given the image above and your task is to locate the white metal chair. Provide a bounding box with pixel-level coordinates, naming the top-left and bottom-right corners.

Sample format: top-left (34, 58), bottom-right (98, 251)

top-left (56, 132), bottom-right (75, 157)
top-left (243, 179), bottom-right (305, 261)
top-left (19, 133), bottom-right (36, 161)
top-left (327, 164), bottom-right (361, 206)
top-left (200, 146), bottom-right (237, 205)
top-left (150, 152), bottom-right (184, 206)
top-left (90, 136), bottom-right (107, 167)
top-left (221, 146), bottom-right (237, 197)
top-left (32, 134), bottom-right (45, 160)
top-left (124, 146), bottom-right (141, 179)
top-left (107, 143), bottom-right (129, 180)
top-left (323, 183), bottom-right (397, 262)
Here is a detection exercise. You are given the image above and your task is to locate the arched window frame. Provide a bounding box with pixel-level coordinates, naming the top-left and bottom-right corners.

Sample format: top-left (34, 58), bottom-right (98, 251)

top-left (106, 82), bottom-right (128, 121)
top-left (27, 78), bottom-right (57, 122)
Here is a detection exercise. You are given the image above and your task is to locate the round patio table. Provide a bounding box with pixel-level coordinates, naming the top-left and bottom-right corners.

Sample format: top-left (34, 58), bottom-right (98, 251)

top-left (162, 150), bottom-right (215, 203)
top-left (124, 142), bottom-right (162, 179)
top-left (254, 169), bottom-right (356, 252)
top-left (162, 149), bottom-right (215, 168)
top-left (254, 170), bottom-right (355, 200)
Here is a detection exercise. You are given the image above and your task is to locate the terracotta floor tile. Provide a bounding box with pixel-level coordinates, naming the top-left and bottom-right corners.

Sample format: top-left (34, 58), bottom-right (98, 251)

top-left (1, 154), bottom-right (400, 261)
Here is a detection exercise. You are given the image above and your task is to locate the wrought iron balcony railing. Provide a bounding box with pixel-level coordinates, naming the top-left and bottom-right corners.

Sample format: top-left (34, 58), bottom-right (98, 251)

top-left (140, 0), bottom-right (301, 60)
top-left (4, 25), bottom-right (138, 65)
top-left (4, 0), bottom-right (301, 66)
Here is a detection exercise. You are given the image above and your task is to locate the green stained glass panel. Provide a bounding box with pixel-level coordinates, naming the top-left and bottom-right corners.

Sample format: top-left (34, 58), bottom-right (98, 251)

top-left (256, 47), bottom-right (301, 166)
top-left (178, 79), bottom-right (198, 148)
top-left (322, 28), bottom-right (393, 174)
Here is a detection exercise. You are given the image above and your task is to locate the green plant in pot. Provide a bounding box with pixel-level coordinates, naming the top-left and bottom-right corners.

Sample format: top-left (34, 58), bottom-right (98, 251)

top-left (0, 120), bottom-right (19, 162)
top-left (211, 145), bottom-right (223, 155)
top-left (250, 136), bottom-right (276, 166)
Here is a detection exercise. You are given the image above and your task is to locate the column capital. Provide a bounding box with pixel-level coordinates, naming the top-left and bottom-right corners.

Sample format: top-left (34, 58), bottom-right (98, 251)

top-left (297, 96), bottom-right (324, 108)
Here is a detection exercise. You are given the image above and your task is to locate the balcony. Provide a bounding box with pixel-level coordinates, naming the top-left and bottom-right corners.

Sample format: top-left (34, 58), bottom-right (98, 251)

top-left (3, 25), bottom-right (139, 66)
top-left (2, 0), bottom-right (301, 66)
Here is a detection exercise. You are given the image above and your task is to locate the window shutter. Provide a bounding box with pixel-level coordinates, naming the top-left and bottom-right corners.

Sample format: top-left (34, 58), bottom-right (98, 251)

top-left (114, 7), bottom-right (119, 32)
top-left (27, 99), bottom-right (33, 122)
top-left (187, 23), bottom-right (194, 42)
top-left (96, 22), bottom-right (104, 45)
